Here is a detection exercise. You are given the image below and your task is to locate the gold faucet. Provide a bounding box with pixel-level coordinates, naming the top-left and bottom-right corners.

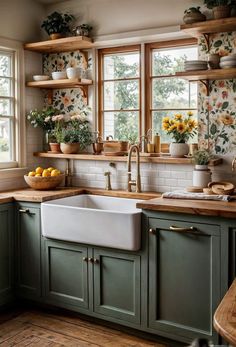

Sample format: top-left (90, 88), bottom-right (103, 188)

top-left (104, 171), bottom-right (112, 190)
top-left (232, 157), bottom-right (236, 171)
top-left (127, 144), bottom-right (141, 193)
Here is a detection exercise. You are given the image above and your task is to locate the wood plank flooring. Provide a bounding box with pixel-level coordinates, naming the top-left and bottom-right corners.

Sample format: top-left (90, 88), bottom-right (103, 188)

top-left (0, 308), bottom-right (175, 347)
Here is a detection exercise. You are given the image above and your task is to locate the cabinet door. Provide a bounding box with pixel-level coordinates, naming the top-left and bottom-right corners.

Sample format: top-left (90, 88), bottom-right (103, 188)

top-left (148, 217), bottom-right (220, 343)
top-left (44, 239), bottom-right (89, 309)
top-left (16, 203), bottom-right (41, 299)
top-left (0, 204), bottom-right (13, 305)
top-left (93, 248), bottom-right (141, 324)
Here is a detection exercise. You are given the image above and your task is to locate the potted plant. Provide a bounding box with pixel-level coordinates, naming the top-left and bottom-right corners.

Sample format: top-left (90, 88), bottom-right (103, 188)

top-left (183, 7), bottom-right (206, 24)
top-left (162, 112), bottom-right (198, 157)
top-left (41, 11), bottom-right (75, 40)
top-left (56, 114), bottom-right (93, 154)
top-left (192, 149), bottom-right (213, 188)
top-left (72, 24), bottom-right (93, 37)
top-left (26, 107), bottom-right (59, 151)
top-left (204, 0), bottom-right (235, 19)
top-left (50, 114), bottom-right (66, 152)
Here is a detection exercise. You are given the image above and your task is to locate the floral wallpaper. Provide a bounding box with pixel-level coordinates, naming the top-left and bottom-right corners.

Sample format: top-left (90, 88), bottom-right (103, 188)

top-left (43, 51), bottom-right (89, 115)
top-left (198, 32), bottom-right (236, 155)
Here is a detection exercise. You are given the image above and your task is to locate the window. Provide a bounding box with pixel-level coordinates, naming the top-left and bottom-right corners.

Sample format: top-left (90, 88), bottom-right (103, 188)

top-left (0, 41), bottom-right (23, 170)
top-left (145, 39), bottom-right (198, 142)
top-left (98, 46), bottom-right (141, 143)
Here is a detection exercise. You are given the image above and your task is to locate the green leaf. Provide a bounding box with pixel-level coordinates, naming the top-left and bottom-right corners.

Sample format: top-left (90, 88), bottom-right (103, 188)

top-left (215, 145), bottom-right (221, 153)
top-left (222, 101), bottom-right (229, 109)
top-left (210, 123), bottom-right (217, 135)
top-left (214, 40), bottom-right (223, 48)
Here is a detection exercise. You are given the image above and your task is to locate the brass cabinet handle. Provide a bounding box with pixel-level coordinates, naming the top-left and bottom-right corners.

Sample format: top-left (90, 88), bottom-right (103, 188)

top-left (83, 257), bottom-right (88, 262)
top-left (149, 228), bottom-right (156, 234)
top-left (88, 257), bottom-right (94, 263)
top-left (19, 209), bottom-right (30, 214)
top-left (169, 225), bottom-right (195, 233)
top-left (93, 258), bottom-right (99, 264)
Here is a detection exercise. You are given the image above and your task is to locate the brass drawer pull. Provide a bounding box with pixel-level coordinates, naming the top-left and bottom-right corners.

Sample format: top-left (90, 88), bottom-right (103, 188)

top-left (170, 225), bottom-right (195, 233)
top-left (19, 209), bottom-right (30, 214)
top-left (88, 257), bottom-right (94, 263)
top-left (93, 258), bottom-right (99, 264)
top-left (83, 257), bottom-right (88, 262)
top-left (149, 228), bottom-right (156, 234)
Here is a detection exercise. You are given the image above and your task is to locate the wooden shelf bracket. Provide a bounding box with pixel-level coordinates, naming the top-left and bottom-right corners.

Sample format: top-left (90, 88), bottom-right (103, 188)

top-left (203, 33), bottom-right (210, 52)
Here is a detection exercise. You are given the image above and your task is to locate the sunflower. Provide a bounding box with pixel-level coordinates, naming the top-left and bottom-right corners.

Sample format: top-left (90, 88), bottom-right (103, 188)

top-left (162, 116), bottom-right (170, 123)
top-left (162, 122), bottom-right (170, 130)
top-left (177, 123), bottom-right (186, 134)
top-left (187, 111), bottom-right (193, 117)
top-left (174, 114), bottom-right (183, 120)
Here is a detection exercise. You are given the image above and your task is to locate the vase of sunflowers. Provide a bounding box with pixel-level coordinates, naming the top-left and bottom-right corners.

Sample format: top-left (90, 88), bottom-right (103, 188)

top-left (162, 112), bottom-right (198, 158)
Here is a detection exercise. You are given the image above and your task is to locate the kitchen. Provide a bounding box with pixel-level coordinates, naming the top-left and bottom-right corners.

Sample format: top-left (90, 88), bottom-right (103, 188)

top-left (0, 0), bottom-right (236, 346)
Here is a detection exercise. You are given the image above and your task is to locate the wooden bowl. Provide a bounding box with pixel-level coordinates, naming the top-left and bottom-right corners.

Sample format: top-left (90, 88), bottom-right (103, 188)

top-left (24, 174), bottom-right (65, 190)
top-left (208, 181), bottom-right (235, 195)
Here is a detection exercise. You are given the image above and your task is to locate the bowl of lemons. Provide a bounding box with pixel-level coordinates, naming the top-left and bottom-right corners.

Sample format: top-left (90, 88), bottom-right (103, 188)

top-left (24, 167), bottom-right (65, 190)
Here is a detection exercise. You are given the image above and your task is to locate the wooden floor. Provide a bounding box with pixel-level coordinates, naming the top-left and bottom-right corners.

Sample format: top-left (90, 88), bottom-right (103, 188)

top-left (0, 307), bottom-right (175, 347)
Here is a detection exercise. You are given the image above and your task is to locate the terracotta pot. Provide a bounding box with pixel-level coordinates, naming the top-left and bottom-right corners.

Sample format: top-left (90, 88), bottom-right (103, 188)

top-left (213, 5), bottom-right (231, 19)
top-left (49, 142), bottom-right (61, 153)
top-left (208, 53), bottom-right (220, 69)
top-left (60, 143), bottom-right (80, 154)
top-left (169, 143), bottom-right (189, 158)
top-left (50, 33), bottom-right (62, 40)
top-left (183, 11), bottom-right (206, 24)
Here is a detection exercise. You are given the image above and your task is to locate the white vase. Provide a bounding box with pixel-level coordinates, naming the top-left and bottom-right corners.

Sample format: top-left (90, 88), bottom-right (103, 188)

top-left (193, 165), bottom-right (212, 188)
top-left (169, 143), bottom-right (189, 158)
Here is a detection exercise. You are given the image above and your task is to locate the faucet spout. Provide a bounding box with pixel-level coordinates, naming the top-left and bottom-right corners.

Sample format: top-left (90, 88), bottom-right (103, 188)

top-left (127, 144), bottom-right (141, 193)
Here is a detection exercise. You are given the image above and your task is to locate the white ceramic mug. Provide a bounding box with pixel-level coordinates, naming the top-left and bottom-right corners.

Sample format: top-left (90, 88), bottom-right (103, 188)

top-left (66, 67), bottom-right (82, 79)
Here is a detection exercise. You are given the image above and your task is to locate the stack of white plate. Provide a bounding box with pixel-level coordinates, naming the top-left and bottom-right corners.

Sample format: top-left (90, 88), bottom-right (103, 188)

top-left (184, 60), bottom-right (208, 71)
top-left (220, 54), bottom-right (236, 69)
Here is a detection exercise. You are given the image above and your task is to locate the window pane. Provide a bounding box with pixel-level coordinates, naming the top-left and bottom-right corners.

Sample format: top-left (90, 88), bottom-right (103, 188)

top-left (152, 46), bottom-right (198, 76)
top-left (104, 53), bottom-right (139, 80)
top-left (0, 118), bottom-right (11, 161)
top-left (104, 80), bottom-right (139, 110)
top-left (152, 78), bottom-right (196, 109)
top-left (104, 111), bottom-right (139, 143)
top-left (0, 54), bottom-right (11, 77)
top-left (152, 110), bottom-right (197, 143)
top-left (0, 78), bottom-right (11, 97)
top-left (0, 99), bottom-right (11, 115)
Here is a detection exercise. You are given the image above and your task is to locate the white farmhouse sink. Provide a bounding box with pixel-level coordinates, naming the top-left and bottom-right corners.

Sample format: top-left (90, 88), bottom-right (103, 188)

top-left (41, 194), bottom-right (142, 251)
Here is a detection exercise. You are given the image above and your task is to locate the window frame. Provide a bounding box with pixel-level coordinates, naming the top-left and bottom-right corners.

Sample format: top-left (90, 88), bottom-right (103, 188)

top-left (0, 37), bottom-right (25, 170)
top-left (144, 38), bottom-right (198, 134)
top-left (97, 45), bottom-right (141, 139)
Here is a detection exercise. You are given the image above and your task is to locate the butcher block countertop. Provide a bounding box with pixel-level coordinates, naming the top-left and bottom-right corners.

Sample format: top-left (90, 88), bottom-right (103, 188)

top-left (137, 197), bottom-right (236, 219)
top-left (0, 187), bottom-right (161, 203)
top-left (214, 279), bottom-right (236, 346)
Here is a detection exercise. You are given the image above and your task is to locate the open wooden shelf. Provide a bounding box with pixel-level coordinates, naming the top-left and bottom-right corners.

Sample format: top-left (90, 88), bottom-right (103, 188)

top-left (24, 36), bottom-right (93, 53)
top-left (26, 78), bottom-right (93, 89)
top-left (34, 152), bottom-right (222, 166)
top-left (180, 17), bottom-right (236, 38)
top-left (175, 68), bottom-right (236, 81)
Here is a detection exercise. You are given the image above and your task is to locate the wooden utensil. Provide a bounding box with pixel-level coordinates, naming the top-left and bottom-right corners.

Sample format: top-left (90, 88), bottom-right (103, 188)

top-left (208, 181), bottom-right (235, 195)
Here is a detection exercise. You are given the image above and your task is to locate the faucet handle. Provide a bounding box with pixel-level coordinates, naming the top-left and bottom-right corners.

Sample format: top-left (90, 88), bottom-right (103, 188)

top-left (232, 157), bottom-right (236, 172)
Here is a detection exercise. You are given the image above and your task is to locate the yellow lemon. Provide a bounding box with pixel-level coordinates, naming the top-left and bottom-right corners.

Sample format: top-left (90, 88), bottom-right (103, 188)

top-left (47, 167), bottom-right (55, 173)
top-left (35, 173), bottom-right (41, 177)
top-left (42, 169), bottom-right (50, 177)
top-left (35, 167), bottom-right (44, 175)
top-left (51, 169), bottom-right (60, 177)
top-left (28, 171), bottom-right (36, 177)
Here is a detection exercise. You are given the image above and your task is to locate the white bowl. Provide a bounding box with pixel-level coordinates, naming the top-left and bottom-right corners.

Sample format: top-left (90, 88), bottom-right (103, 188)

top-left (33, 75), bottom-right (50, 81)
top-left (66, 67), bottom-right (82, 79)
top-left (52, 71), bottom-right (67, 80)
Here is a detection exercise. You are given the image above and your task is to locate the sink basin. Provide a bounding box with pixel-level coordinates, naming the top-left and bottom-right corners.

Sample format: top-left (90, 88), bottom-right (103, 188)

top-left (41, 194), bottom-right (142, 251)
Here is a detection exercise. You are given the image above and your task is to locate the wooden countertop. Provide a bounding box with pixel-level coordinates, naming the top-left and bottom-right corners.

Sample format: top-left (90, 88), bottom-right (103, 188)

top-left (137, 197), bottom-right (236, 219)
top-left (0, 187), bottom-right (161, 203)
top-left (214, 279), bottom-right (236, 346)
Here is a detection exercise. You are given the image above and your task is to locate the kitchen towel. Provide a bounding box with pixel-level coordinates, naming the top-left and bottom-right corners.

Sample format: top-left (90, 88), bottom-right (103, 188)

top-left (162, 190), bottom-right (235, 202)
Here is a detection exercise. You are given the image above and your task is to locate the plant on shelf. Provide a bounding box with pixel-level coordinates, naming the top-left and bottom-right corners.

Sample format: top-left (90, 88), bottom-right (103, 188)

top-left (162, 112), bottom-right (198, 157)
top-left (183, 7), bottom-right (206, 24)
top-left (192, 149), bottom-right (213, 188)
top-left (41, 11), bottom-right (75, 39)
top-left (73, 24), bottom-right (93, 37)
top-left (203, 0), bottom-right (235, 19)
top-left (193, 149), bottom-right (212, 166)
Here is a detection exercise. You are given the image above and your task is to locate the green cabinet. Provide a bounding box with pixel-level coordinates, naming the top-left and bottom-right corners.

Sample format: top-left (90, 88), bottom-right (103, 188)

top-left (43, 239), bottom-right (141, 325)
top-left (147, 213), bottom-right (221, 344)
top-left (0, 203), bottom-right (14, 306)
top-left (15, 202), bottom-right (41, 299)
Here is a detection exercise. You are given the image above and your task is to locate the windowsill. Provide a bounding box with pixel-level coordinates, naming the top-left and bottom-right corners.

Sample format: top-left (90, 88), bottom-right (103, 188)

top-left (0, 167), bottom-right (28, 179)
top-left (33, 152), bottom-right (222, 166)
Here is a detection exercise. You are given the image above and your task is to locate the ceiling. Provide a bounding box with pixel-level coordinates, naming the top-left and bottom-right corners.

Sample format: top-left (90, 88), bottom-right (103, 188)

top-left (35, 0), bottom-right (67, 4)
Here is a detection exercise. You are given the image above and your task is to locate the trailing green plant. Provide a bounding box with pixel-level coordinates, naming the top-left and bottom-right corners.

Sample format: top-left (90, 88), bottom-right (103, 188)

top-left (26, 107), bottom-right (60, 132)
top-left (41, 11), bottom-right (75, 36)
top-left (204, 0), bottom-right (235, 9)
top-left (193, 149), bottom-right (212, 165)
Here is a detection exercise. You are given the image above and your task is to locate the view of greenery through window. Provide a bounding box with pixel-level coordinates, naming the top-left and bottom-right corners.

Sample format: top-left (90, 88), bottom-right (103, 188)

top-left (102, 45), bottom-right (198, 143)
top-left (0, 51), bottom-right (13, 162)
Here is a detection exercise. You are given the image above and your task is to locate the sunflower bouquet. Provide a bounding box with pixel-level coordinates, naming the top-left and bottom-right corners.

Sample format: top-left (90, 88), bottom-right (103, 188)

top-left (162, 112), bottom-right (198, 143)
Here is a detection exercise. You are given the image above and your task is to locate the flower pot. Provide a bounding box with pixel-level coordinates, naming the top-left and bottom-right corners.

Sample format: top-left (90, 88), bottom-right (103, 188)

top-left (183, 11), bottom-right (206, 24)
top-left (208, 53), bottom-right (220, 69)
top-left (213, 5), bottom-right (231, 19)
top-left (193, 165), bottom-right (212, 188)
top-left (50, 33), bottom-right (63, 40)
top-left (60, 143), bottom-right (80, 154)
top-left (49, 142), bottom-right (61, 153)
top-left (169, 143), bottom-right (189, 158)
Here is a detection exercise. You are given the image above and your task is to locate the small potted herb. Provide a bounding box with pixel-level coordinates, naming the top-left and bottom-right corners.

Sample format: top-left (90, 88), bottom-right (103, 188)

top-left (204, 0), bottom-right (235, 19)
top-left (183, 7), bottom-right (206, 24)
top-left (72, 24), bottom-right (93, 37)
top-left (41, 11), bottom-right (75, 40)
top-left (193, 149), bottom-right (212, 169)
top-left (192, 149), bottom-right (213, 188)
